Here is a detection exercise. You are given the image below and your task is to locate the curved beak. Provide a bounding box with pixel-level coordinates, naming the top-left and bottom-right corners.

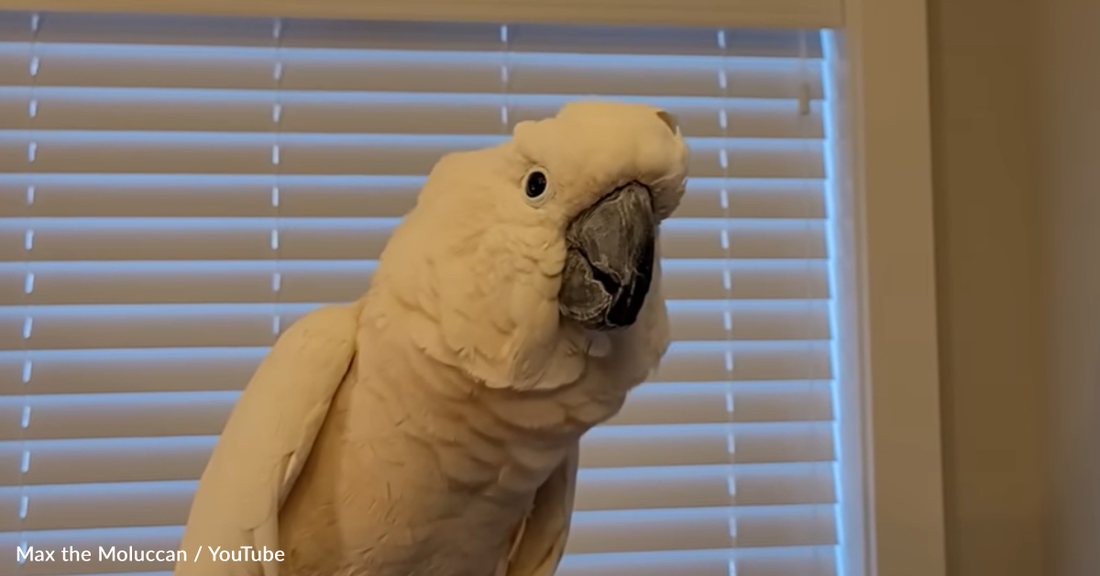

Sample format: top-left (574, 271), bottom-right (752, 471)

top-left (558, 182), bottom-right (657, 331)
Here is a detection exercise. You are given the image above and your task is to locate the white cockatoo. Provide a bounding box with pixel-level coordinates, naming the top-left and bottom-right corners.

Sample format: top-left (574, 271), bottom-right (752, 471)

top-left (173, 100), bottom-right (689, 576)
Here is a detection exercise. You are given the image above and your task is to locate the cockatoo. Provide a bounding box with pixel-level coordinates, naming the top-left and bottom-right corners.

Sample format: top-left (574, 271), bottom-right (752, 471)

top-left (173, 100), bottom-right (689, 576)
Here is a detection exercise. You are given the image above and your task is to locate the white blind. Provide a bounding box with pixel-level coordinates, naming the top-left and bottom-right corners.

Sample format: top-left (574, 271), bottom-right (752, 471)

top-left (0, 11), bottom-right (841, 576)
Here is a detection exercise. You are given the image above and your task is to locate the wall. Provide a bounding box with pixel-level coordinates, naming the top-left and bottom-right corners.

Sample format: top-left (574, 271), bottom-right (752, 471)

top-left (929, 0), bottom-right (1100, 572)
top-left (1035, 0), bottom-right (1100, 573)
top-left (926, 0), bottom-right (1047, 575)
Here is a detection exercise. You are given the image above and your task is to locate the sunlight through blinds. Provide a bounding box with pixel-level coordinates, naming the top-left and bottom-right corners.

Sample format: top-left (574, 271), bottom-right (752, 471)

top-left (0, 10), bottom-right (844, 576)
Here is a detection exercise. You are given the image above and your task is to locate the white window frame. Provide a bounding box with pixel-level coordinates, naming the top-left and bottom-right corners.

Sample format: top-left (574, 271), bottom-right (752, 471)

top-left (0, 1), bottom-right (946, 575)
top-left (825, 2), bottom-right (945, 576)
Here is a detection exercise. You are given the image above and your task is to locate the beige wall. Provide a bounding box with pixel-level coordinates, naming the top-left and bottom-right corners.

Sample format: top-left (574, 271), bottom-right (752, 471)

top-left (929, 0), bottom-right (1098, 572)
top-left (927, 0), bottom-right (1047, 571)
top-left (1035, 0), bottom-right (1100, 574)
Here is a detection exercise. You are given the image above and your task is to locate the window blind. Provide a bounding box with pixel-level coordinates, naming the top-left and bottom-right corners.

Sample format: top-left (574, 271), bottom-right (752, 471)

top-left (0, 0), bottom-right (846, 30)
top-left (0, 11), bottom-right (842, 576)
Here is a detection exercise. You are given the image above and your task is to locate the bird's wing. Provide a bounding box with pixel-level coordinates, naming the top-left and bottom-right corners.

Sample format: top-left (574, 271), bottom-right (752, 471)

top-left (500, 443), bottom-right (581, 576)
top-left (174, 304), bottom-right (359, 576)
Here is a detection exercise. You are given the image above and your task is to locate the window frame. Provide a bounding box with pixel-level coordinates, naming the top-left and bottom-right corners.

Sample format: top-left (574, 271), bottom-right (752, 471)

top-left (830, 1), bottom-right (946, 576)
top-left (0, 1), bottom-right (947, 575)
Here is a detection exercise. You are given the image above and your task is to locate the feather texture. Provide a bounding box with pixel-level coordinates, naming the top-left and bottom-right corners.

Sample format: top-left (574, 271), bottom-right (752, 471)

top-left (174, 303), bottom-right (361, 576)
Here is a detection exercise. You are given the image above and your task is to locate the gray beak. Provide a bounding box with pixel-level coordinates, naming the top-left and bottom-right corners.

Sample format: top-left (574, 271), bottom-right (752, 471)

top-left (558, 182), bottom-right (657, 331)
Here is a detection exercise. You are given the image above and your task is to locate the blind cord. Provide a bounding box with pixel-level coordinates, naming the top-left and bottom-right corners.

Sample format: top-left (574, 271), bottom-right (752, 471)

top-left (500, 24), bottom-right (511, 134)
top-left (17, 11), bottom-right (41, 570)
top-left (716, 28), bottom-right (739, 576)
top-left (271, 18), bottom-right (284, 340)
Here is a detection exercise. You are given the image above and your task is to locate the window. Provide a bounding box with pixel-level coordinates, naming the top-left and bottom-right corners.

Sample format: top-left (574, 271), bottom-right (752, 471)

top-left (0, 8), bottom-right (882, 576)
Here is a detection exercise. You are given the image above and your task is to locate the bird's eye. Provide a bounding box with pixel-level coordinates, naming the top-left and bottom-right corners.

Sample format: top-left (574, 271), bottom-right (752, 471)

top-left (525, 171), bottom-right (548, 199)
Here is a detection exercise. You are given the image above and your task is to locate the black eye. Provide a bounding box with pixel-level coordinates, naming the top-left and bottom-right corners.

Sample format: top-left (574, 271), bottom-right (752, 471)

top-left (525, 171), bottom-right (548, 199)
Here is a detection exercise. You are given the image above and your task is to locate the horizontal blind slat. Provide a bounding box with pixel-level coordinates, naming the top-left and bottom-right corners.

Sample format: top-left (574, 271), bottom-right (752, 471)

top-left (0, 217), bottom-right (826, 261)
top-left (0, 53), bottom-right (29, 88)
top-left (0, 341), bottom-right (832, 396)
top-left (0, 509), bottom-right (836, 573)
top-left (0, 380), bottom-right (834, 439)
top-left (0, 421), bottom-right (834, 485)
top-left (578, 422), bottom-right (835, 468)
top-left (26, 16), bottom-right (818, 55)
top-left (0, 89), bottom-right (825, 139)
top-left (609, 380), bottom-right (833, 425)
top-left (252, 20), bottom-right (822, 58)
top-left (0, 541), bottom-right (838, 576)
top-left (0, 175), bottom-right (826, 219)
top-left (0, 482), bottom-right (194, 532)
top-left (502, 25), bottom-right (822, 58)
top-left (9, 20), bottom-right (820, 58)
top-left (504, 58), bottom-right (821, 100)
top-left (0, 12), bottom-right (31, 42)
top-left (0, 299), bottom-right (831, 350)
top-left (0, 43), bottom-right (824, 99)
top-left (0, 259), bottom-right (831, 307)
top-left (0, 527), bottom-right (184, 575)
top-left (0, 134), bottom-right (824, 178)
top-left (0, 0), bottom-right (845, 29)
top-left (0, 462), bottom-right (835, 530)
top-left (28, 12), bottom-right (278, 47)
top-left (576, 462), bottom-right (837, 510)
top-left (559, 547), bottom-right (836, 576)
top-left (563, 504), bottom-right (836, 554)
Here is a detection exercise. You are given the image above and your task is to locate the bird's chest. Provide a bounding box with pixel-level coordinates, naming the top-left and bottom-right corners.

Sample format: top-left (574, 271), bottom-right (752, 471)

top-left (283, 483), bottom-right (523, 576)
top-left (277, 375), bottom-right (548, 576)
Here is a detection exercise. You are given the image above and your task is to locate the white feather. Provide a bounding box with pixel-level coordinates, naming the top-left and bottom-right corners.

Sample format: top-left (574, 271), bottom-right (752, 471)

top-left (173, 304), bottom-right (359, 576)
